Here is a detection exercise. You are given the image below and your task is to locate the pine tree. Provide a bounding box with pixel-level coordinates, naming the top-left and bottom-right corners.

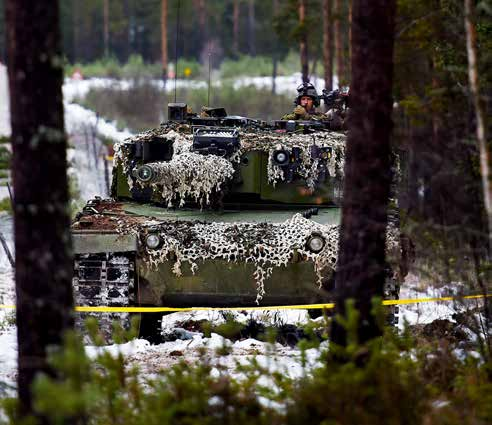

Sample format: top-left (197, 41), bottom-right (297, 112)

top-left (299, 0), bottom-right (309, 83)
top-left (5, 0), bottom-right (74, 420)
top-left (331, 0), bottom-right (396, 347)
top-left (323, 0), bottom-right (334, 91)
top-left (161, 0), bottom-right (168, 81)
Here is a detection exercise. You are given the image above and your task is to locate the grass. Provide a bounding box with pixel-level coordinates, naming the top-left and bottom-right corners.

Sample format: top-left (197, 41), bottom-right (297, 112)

top-left (65, 55), bottom-right (202, 80)
top-left (2, 307), bottom-right (491, 425)
top-left (0, 197), bottom-right (12, 213)
top-left (65, 51), bottom-right (320, 80)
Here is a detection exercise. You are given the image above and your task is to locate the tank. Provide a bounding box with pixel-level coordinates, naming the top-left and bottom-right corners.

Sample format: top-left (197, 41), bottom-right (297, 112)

top-left (71, 103), bottom-right (407, 339)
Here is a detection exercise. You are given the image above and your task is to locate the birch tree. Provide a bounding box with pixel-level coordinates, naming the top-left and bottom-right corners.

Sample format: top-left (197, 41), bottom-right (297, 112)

top-left (465, 0), bottom-right (491, 251)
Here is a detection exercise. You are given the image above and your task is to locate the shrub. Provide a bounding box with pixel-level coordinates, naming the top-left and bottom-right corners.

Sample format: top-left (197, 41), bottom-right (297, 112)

top-left (78, 82), bottom-right (293, 133)
top-left (220, 55), bottom-right (274, 78)
top-left (2, 305), bottom-right (491, 425)
top-left (0, 197), bottom-right (12, 213)
top-left (65, 56), bottom-right (202, 81)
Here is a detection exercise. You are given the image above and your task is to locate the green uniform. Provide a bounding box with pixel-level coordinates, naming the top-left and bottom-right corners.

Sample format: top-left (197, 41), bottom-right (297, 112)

top-left (281, 105), bottom-right (327, 121)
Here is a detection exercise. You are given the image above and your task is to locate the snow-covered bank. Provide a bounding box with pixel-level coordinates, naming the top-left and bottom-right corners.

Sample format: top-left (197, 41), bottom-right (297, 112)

top-left (65, 102), bottom-right (132, 144)
top-left (0, 64), bottom-right (133, 143)
top-left (62, 72), bottom-right (340, 104)
top-left (0, 64), bottom-right (10, 137)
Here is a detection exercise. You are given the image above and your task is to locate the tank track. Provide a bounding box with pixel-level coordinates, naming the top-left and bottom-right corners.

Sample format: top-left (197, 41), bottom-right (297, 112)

top-left (73, 252), bottom-right (136, 342)
top-left (384, 272), bottom-right (400, 326)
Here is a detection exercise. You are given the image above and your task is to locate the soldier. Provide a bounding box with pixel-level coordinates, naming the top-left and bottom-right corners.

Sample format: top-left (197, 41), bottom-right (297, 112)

top-left (281, 82), bottom-right (326, 121)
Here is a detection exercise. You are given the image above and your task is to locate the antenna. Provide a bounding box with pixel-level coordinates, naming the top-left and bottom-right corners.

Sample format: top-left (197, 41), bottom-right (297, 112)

top-left (174, 0), bottom-right (181, 103)
top-left (207, 51), bottom-right (211, 107)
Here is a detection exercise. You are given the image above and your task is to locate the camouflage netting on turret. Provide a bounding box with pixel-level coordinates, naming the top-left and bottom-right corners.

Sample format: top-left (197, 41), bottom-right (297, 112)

top-left (113, 126), bottom-right (346, 207)
top-left (118, 214), bottom-right (402, 303)
top-left (140, 154), bottom-right (235, 207)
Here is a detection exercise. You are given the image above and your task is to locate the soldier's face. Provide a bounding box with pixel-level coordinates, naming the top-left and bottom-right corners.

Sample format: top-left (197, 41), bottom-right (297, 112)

top-left (300, 96), bottom-right (313, 109)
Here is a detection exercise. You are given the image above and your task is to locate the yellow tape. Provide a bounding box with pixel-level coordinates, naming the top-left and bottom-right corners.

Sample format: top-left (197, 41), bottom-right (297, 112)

top-left (0, 294), bottom-right (489, 313)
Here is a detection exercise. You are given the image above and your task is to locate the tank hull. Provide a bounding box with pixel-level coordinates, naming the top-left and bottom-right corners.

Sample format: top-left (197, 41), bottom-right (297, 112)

top-left (72, 201), bottom-right (341, 309)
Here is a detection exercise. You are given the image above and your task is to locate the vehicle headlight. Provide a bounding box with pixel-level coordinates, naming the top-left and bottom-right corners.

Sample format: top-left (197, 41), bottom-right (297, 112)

top-left (136, 165), bottom-right (154, 183)
top-left (145, 233), bottom-right (161, 249)
top-left (272, 149), bottom-right (290, 166)
top-left (306, 234), bottom-right (325, 253)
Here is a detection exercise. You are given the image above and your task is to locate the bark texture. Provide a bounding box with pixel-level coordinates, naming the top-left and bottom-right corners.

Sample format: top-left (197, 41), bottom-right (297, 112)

top-left (299, 0), bottom-right (309, 83)
top-left (331, 0), bottom-right (396, 346)
top-left (323, 0), bottom-right (334, 91)
top-left (161, 0), bottom-right (168, 80)
top-left (6, 0), bottom-right (74, 419)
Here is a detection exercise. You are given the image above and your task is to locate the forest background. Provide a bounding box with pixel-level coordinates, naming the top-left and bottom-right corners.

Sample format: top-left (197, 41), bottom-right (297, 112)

top-left (1, 0), bottom-right (488, 267)
top-left (1, 0), bottom-right (492, 423)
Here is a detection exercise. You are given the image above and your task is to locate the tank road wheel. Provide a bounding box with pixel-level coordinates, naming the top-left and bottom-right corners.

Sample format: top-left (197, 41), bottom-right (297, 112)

top-left (73, 252), bottom-right (136, 343)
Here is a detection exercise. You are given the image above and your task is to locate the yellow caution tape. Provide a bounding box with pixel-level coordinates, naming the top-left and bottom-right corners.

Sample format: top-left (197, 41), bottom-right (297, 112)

top-left (0, 294), bottom-right (489, 313)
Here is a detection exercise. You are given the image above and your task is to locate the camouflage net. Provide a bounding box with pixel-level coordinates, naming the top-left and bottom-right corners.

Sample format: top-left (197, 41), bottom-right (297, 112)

top-left (113, 127), bottom-right (346, 207)
top-left (238, 132), bottom-right (346, 190)
top-left (139, 153), bottom-right (235, 207)
top-left (118, 214), bottom-right (402, 303)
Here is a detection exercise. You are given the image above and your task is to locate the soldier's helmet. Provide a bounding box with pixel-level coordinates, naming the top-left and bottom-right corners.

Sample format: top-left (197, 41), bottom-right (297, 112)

top-left (295, 82), bottom-right (320, 107)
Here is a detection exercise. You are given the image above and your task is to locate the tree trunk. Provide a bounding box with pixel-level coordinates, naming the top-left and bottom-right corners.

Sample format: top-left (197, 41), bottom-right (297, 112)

top-left (299, 0), bottom-right (309, 83)
top-left (334, 0), bottom-right (345, 86)
top-left (348, 0), bottom-right (352, 75)
top-left (103, 0), bottom-right (109, 57)
top-left (233, 0), bottom-right (240, 53)
top-left (5, 0), bottom-right (74, 420)
top-left (248, 0), bottom-right (256, 56)
top-left (198, 0), bottom-right (207, 43)
top-left (331, 0), bottom-right (396, 347)
top-left (161, 0), bottom-right (168, 81)
top-left (464, 0), bottom-right (491, 251)
top-left (72, 0), bottom-right (80, 62)
top-left (322, 0), bottom-right (333, 91)
top-left (271, 0), bottom-right (279, 94)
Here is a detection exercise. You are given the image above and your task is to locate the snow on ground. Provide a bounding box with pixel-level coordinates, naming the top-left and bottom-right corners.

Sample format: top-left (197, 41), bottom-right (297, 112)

top-left (62, 73), bottom-right (340, 104)
top-left (0, 64), bottom-right (129, 202)
top-left (65, 102), bottom-right (132, 144)
top-left (0, 63), bottom-right (480, 394)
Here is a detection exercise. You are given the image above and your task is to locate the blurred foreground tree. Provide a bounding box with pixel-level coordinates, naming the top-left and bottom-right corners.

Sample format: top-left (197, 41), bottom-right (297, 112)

top-left (5, 0), bottom-right (74, 421)
top-left (331, 0), bottom-right (396, 347)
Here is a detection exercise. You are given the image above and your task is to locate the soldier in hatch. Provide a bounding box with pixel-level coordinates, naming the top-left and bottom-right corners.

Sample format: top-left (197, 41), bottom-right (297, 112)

top-left (281, 82), bottom-right (326, 121)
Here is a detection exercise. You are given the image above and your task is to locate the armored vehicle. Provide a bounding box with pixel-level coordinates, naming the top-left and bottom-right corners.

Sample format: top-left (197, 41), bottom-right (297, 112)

top-left (71, 103), bottom-right (406, 339)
